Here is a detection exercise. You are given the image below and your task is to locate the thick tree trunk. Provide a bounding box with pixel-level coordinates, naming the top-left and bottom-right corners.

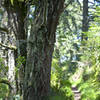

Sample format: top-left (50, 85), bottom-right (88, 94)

top-left (23, 0), bottom-right (65, 100)
top-left (3, 0), bottom-right (27, 95)
top-left (82, 0), bottom-right (88, 40)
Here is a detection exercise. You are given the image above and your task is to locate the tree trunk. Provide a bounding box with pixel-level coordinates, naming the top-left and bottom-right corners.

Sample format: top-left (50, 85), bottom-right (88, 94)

top-left (82, 0), bottom-right (88, 40)
top-left (3, 0), bottom-right (27, 95)
top-left (23, 0), bottom-right (65, 100)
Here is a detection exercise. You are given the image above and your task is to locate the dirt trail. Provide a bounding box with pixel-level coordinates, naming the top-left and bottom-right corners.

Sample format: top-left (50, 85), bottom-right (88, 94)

top-left (71, 68), bottom-right (83, 100)
top-left (72, 86), bottom-right (81, 100)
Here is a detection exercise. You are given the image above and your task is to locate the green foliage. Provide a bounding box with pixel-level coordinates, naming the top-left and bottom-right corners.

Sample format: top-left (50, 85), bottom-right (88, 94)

top-left (96, 95), bottom-right (100, 100)
top-left (16, 56), bottom-right (25, 68)
top-left (76, 62), bottom-right (100, 100)
top-left (77, 75), bottom-right (100, 100)
top-left (70, 7), bottom-right (100, 97)
top-left (10, 0), bottom-right (14, 5)
top-left (0, 84), bottom-right (9, 99)
top-left (74, 6), bottom-right (100, 100)
top-left (0, 58), bottom-right (9, 99)
top-left (50, 57), bottom-right (74, 100)
top-left (55, 1), bottom-right (82, 73)
top-left (49, 2), bottom-right (83, 99)
top-left (1, 0), bottom-right (100, 100)
top-left (15, 56), bottom-right (25, 76)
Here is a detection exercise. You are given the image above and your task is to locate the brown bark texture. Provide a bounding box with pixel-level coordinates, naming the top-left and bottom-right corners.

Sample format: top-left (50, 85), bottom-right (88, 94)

top-left (3, 0), bottom-right (27, 95)
top-left (23, 0), bottom-right (65, 100)
top-left (82, 0), bottom-right (88, 40)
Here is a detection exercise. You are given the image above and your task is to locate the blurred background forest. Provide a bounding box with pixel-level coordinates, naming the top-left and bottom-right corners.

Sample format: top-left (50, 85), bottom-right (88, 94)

top-left (0, 0), bottom-right (100, 100)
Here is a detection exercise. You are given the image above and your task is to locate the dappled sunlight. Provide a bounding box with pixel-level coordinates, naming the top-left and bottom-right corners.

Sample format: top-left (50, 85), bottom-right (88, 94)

top-left (0, 0), bottom-right (100, 100)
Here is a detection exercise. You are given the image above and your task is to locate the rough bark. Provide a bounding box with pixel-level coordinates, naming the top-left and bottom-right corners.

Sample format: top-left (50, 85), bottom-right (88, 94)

top-left (82, 0), bottom-right (88, 40)
top-left (3, 0), bottom-right (27, 95)
top-left (23, 0), bottom-right (65, 100)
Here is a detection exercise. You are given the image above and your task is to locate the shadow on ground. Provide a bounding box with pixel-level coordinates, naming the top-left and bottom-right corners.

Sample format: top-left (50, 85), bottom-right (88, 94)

top-left (45, 87), bottom-right (74, 100)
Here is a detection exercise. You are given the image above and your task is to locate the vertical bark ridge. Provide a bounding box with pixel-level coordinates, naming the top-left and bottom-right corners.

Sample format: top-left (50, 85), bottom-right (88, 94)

top-left (4, 0), bottom-right (27, 95)
top-left (24, 0), bottom-right (65, 100)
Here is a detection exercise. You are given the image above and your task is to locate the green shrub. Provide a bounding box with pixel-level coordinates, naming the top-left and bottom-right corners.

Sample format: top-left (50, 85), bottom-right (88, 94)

top-left (96, 95), bottom-right (100, 100)
top-left (0, 84), bottom-right (9, 99)
top-left (50, 58), bottom-right (74, 100)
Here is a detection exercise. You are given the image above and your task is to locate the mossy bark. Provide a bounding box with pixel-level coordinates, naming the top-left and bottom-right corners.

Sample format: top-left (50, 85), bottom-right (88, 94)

top-left (23, 0), bottom-right (65, 100)
top-left (3, 0), bottom-right (27, 95)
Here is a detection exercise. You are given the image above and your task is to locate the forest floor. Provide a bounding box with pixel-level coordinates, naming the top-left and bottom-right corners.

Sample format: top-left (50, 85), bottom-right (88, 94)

top-left (72, 86), bottom-right (81, 100)
top-left (71, 68), bottom-right (83, 100)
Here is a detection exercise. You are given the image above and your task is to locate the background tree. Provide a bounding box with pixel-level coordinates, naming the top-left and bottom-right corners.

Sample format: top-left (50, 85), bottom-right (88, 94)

top-left (0, 0), bottom-right (27, 97)
top-left (24, 0), bottom-right (65, 100)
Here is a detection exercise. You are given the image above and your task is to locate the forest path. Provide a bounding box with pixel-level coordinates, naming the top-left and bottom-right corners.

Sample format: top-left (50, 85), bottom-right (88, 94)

top-left (71, 68), bottom-right (83, 100)
top-left (72, 86), bottom-right (81, 100)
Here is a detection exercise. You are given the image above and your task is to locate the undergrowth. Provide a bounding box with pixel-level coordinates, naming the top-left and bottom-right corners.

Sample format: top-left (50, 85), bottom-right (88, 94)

top-left (75, 67), bottom-right (100, 100)
top-left (49, 58), bottom-right (74, 100)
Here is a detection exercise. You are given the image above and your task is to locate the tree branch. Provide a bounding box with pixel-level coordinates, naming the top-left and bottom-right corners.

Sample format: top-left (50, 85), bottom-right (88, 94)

top-left (0, 42), bottom-right (17, 50)
top-left (0, 27), bottom-right (9, 33)
top-left (0, 79), bottom-right (12, 90)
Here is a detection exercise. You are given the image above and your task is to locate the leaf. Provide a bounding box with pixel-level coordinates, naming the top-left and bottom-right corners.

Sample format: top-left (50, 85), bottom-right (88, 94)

top-left (10, 0), bottom-right (14, 5)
